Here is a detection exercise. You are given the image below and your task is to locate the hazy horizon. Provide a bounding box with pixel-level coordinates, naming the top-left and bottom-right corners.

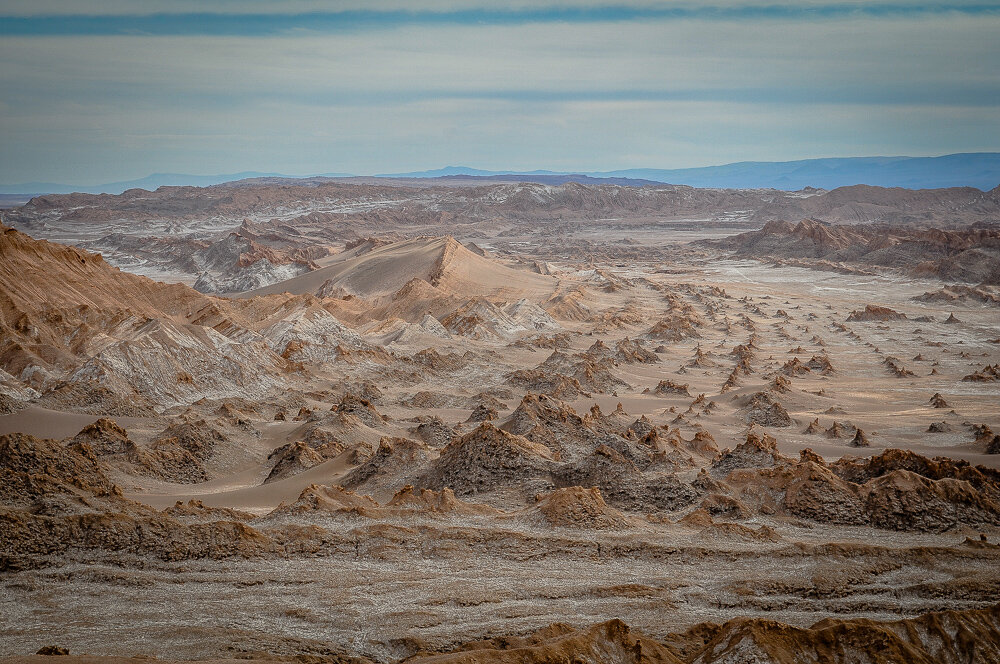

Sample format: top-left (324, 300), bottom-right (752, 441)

top-left (1, 151), bottom-right (997, 188)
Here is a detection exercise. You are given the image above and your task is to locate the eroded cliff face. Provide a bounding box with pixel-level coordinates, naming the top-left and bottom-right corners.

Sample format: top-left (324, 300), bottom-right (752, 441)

top-left (715, 218), bottom-right (1000, 285)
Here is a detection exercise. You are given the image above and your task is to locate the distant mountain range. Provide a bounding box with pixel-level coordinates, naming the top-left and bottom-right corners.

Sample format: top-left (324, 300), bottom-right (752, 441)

top-left (3, 153), bottom-right (998, 195)
top-left (0, 171), bottom-right (353, 196)
top-left (385, 153), bottom-right (1000, 191)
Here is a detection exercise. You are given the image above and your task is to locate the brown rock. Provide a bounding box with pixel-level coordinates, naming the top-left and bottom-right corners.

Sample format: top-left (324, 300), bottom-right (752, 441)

top-left (846, 304), bottom-right (907, 322)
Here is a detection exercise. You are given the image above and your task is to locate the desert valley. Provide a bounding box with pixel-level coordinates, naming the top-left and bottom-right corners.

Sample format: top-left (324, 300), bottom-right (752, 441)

top-left (0, 176), bottom-right (999, 662)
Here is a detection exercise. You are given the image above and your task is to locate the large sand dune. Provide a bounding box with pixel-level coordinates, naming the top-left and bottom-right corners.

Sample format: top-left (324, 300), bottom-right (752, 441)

top-left (243, 235), bottom-right (557, 300)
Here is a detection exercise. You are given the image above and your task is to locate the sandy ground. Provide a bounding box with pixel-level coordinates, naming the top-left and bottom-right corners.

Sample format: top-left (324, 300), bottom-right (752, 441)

top-left (123, 254), bottom-right (1000, 517)
top-left (0, 407), bottom-right (151, 440)
top-left (2, 218), bottom-right (999, 661)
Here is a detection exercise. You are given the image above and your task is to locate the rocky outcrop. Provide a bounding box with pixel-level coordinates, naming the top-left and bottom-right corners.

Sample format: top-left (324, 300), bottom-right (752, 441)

top-left (403, 604), bottom-right (1000, 664)
top-left (0, 432), bottom-right (287, 564)
top-left (406, 619), bottom-right (683, 664)
top-left (0, 433), bottom-right (122, 511)
top-left (713, 218), bottom-right (1000, 284)
top-left (771, 448), bottom-right (1000, 531)
top-left (645, 380), bottom-right (691, 396)
top-left (341, 437), bottom-right (432, 494)
top-left (422, 423), bottom-right (557, 497)
top-left (69, 418), bottom-right (132, 456)
top-left (930, 393), bottom-right (951, 408)
top-left (335, 393), bottom-right (388, 427)
top-left (963, 364), bottom-right (1000, 382)
top-left (712, 431), bottom-right (784, 476)
top-left (555, 445), bottom-right (699, 511)
top-left (529, 486), bottom-right (635, 530)
top-left (386, 485), bottom-right (500, 517)
top-left (740, 392), bottom-right (792, 428)
top-left (847, 305), bottom-right (907, 322)
top-left (264, 441), bottom-right (325, 484)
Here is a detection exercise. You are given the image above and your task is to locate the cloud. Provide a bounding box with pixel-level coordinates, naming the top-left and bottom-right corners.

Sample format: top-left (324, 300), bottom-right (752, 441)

top-left (0, 4), bottom-right (997, 182)
top-left (1, 3), bottom-right (999, 35)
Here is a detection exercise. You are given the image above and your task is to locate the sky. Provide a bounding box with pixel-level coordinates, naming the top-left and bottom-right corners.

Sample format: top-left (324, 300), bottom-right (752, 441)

top-left (1, 1), bottom-right (999, 185)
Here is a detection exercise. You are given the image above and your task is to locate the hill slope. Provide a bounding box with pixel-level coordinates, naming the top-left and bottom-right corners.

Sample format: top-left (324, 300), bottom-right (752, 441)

top-left (244, 236), bottom-right (557, 300)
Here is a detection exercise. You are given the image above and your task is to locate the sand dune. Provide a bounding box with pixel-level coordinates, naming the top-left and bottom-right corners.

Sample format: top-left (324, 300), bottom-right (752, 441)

top-left (0, 406), bottom-right (149, 439)
top-left (242, 235), bottom-right (557, 299)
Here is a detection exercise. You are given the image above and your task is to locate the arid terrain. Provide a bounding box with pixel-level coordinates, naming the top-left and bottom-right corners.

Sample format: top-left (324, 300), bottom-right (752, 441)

top-left (2, 177), bottom-right (1000, 663)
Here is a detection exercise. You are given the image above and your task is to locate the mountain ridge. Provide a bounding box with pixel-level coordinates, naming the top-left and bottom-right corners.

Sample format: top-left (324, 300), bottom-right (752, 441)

top-left (5, 152), bottom-right (999, 195)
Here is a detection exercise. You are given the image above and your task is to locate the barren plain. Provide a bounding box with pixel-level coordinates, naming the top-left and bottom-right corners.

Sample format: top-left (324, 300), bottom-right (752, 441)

top-left (1, 178), bottom-right (1000, 663)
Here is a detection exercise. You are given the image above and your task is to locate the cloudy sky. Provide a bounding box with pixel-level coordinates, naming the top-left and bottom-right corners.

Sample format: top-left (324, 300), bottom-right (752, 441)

top-left (1, 1), bottom-right (998, 184)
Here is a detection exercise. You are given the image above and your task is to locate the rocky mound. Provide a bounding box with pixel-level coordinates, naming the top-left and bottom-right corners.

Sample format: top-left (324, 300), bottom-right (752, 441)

top-left (530, 350), bottom-right (628, 394)
top-left (65, 418), bottom-right (223, 484)
top-left (272, 483), bottom-right (503, 522)
top-left (740, 392), bottom-right (793, 428)
top-left (0, 432), bottom-right (122, 511)
top-left (341, 437), bottom-right (432, 495)
top-left (273, 484), bottom-right (383, 518)
top-left (683, 603), bottom-right (1000, 664)
top-left (778, 460), bottom-right (866, 524)
top-left (686, 345), bottom-right (718, 368)
top-left (698, 521), bottom-right (781, 543)
top-left (422, 422), bottom-right (557, 497)
top-left (124, 418), bottom-right (230, 483)
top-left (884, 356), bottom-right (916, 377)
top-left (161, 499), bottom-right (256, 524)
top-left (502, 298), bottom-right (561, 331)
top-left (440, 296), bottom-right (561, 340)
top-left (713, 218), bottom-right (1000, 284)
top-left (0, 432), bottom-right (289, 564)
top-left (781, 354), bottom-right (834, 376)
top-left (69, 418), bottom-right (132, 456)
top-left (555, 444), bottom-right (700, 511)
top-left (409, 416), bottom-right (458, 447)
top-left (406, 619), bottom-right (681, 664)
top-left (506, 368), bottom-right (589, 399)
top-left (832, 448), bottom-right (1000, 495)
top-left (335, 392), bottom-right (388, 427)
top-left (850, 428), bottom-right (871, 447)
top-left (712, 431), bottom-right (784, 476)
top-left (501, 393), bottom-right (605, 463)
top-left (917, 284), bottom-right (1000, 306)
top-left (645, 380), bottom-right (691, 396)
top-left (822, 419), bottom-right (852, 438)
top-left (963, 364), bottom-right (1000, 382)
top-left (859, 470), bottom-right (998, 530)
top-left (529, 486), bottom-right (634, 529)
top-left (404, 603), bottom-right (1000, 663)
top-left (760, 448), bottom-right (1000, 531)
top-left (264, 441), bottom-right (325, 484)
top-left (262, 304), bottom-right (368, 364)
top-left (847, 304), bottom-right (908, 322)
top-left (612, 337), bottom-right (660, 364)
top-left (644, 312), bottom-right (702, 342)
top-left (466, 403), bottom-right (499, 423)
top-left (386, 485), bottom-right (500, 517)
